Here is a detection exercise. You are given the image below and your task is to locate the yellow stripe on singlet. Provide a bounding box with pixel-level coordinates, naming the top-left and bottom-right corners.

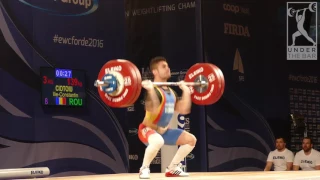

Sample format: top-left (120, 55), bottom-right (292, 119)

top-left (145, 86), bottom-right (167, 124)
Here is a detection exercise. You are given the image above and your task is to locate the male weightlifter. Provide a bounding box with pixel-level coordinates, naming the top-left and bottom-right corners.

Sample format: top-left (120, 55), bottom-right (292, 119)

top-left (293, 137), bottom-right (320, 170)
top-left (264, 137), bottom-right (294, 171)
top-left (138, 56), bottom-right (197, 179)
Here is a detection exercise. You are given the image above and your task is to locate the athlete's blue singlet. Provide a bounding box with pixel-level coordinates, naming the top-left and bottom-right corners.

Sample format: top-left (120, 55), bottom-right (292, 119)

top-left (145, 86), bottom-right (176, 127)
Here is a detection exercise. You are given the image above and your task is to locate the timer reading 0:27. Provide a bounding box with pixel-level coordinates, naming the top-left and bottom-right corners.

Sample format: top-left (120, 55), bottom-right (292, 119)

top-left (55, 69), bottom-right (72, 78)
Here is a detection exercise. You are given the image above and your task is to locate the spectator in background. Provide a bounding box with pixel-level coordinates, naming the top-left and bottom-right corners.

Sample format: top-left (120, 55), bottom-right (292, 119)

top-left (264, 137), bottom-right (294, 171)
top-left (293, 137), bottom-right (320, 170)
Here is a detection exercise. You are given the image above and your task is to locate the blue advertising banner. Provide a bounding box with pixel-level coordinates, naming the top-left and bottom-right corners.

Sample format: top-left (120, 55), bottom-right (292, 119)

top-left (202, 0), bottom-right (278, 171)
top-left (125, 0), bottom-right (207, 173)
top-left (0, 0), bottom-right (128, 176)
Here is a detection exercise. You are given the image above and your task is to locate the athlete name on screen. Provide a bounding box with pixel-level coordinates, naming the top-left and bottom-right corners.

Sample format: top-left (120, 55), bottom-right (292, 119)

top-left (52, 85), bottom-right (79, 98)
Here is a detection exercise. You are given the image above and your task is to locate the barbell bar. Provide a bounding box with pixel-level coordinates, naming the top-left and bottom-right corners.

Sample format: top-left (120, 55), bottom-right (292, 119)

top-left (94, 79), bottom-right (208, 87)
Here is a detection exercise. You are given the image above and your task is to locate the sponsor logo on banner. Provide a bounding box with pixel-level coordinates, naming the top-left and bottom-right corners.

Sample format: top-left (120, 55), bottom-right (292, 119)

top-left (129, 154), bottom-right (139, 160)
top-left (19, 0), bottom-right (99, 16)
top-left (178, 114), bottom-right (186, 129)
top-left (141, 67), bottom-right (153, 80)
top-left (224, 23), bottom-right (250, 37)
top-left (170, 69), bottom-right (188, 82)
top-left (128, 128), bottom-right (138, 136)
top-left (222, 3), bottom-right (250, 15)
top-left (186, 153), bottom-right (194, 160)
top-left (287, 2), bottom-right (317, 60)
top-left (178, 115), bottom-right (190, 131)
top-left (233, 48), bottom-right (245, 82)
top-left (127, 105), bottom-right (135, 112)
top-left (141, 68), bottom-right (188, 82)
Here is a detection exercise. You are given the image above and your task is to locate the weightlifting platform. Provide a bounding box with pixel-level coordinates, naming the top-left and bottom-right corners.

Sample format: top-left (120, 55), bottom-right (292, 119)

top-left (22, 171), bottom-right (320, 180)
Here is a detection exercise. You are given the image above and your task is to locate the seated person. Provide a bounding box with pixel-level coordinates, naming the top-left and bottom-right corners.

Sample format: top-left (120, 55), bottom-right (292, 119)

top-left (293, 137), bottom-right (320, 171)
top-left (264, 137), bottom-right (294, 171)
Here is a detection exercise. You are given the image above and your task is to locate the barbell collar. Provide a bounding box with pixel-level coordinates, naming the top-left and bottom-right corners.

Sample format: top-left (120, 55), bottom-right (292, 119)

top-left (94, 80), bottom-right (110, 87)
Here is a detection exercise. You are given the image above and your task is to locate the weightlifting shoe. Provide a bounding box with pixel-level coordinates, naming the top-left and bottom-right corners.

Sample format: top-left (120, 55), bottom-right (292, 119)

top-left (165, 163), bottom-right (189, 177)
top-left (139, 166), bottom-right (150, 179)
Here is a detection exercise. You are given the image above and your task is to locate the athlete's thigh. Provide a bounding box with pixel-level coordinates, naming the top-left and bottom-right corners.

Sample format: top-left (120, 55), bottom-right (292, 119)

top-left (138, 124), bottom-right (157, 146)
top-left (161, 128), bottom-right (184, 145)
top-left (175, 130), bottom-right (196, 146)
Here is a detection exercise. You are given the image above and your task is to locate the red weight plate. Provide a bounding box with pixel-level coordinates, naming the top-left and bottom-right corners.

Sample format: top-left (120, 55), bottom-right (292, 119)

top-left (131, 63), bottom-right (142, 105)
top-left (116, 60), bottom-right (136, 107)
top-left (119, 60), bottom-right (142, 107)
top-left (97, 59), bottom-right (138, 108)
top-left (216, 66), bottom-right (225, 100)
top-left (207, 64), bottom-right (224, 104)
top-left (205, 64), bottom-right (223, 104)
top-left (184, 63), bottom-right (223, 105)
top-left (209, 64), bottom-right (225, 102)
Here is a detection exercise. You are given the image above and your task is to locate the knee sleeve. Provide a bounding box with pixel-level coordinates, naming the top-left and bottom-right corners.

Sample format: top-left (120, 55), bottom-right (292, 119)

top-left (148, 133), bottom-right (164, 150)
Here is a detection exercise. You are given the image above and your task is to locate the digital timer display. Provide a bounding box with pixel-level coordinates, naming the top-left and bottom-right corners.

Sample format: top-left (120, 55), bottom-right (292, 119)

top-left (55, 68), bottom-right (72, 78)
top-left (40, 67), bottom-right (86, 107)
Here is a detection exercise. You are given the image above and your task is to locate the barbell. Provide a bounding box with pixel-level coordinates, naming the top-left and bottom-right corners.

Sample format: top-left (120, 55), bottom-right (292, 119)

top-left (94, 59), bottom-right (225, 108)
top-left (288, 3), bottom-right (316, 17)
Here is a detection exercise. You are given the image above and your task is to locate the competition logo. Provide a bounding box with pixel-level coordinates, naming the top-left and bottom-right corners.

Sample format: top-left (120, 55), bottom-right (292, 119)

top-left (287, 2), bottom-right (317, 60)
top-left (19, 0), bottom-right (99, 16)
top-left (233, 48), bottom-right (245, 82)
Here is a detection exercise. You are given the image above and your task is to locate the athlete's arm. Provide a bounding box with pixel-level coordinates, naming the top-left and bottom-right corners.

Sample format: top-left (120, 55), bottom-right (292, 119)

top-left (144, 88), bottom-right (160, 113)
top-left (142, 80), bottom-right (160, 113)
top-left (175, 81), bottom-right (192, 114)
top-left (142, 88), bottom-right (161, 130)
top-left (143, 88), bottom-right (169, 133)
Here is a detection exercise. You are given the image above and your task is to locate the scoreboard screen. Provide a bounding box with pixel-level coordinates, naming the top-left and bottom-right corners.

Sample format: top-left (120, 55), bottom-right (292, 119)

top-left (40, 67), bottom-right (86, 107)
